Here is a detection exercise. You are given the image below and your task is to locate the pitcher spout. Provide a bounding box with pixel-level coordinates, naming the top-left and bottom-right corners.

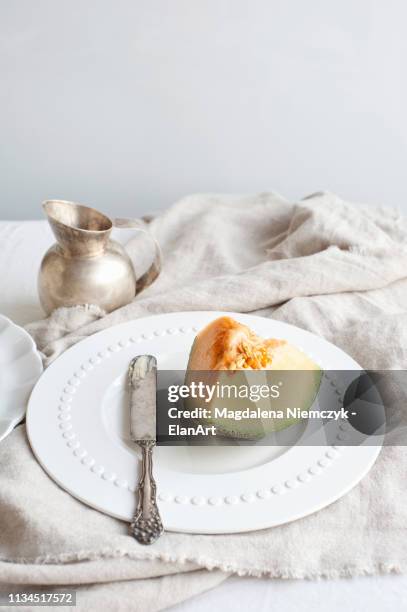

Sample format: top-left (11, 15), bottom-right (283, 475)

top-left (43, 200), bottom-right (112, 257)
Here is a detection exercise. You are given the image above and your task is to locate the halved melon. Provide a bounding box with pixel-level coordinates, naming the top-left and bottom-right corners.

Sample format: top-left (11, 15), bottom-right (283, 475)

top-left (185, 316), bottom-right (322, 439)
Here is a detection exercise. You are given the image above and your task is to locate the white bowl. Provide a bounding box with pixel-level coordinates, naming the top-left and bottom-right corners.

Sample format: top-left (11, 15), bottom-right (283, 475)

top-left (0, 314), bottom-right (43, 442)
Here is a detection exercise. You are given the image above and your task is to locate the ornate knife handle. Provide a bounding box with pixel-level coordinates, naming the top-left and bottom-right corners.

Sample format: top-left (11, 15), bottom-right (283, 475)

top-left (130, 440), bottom-right (163, 545)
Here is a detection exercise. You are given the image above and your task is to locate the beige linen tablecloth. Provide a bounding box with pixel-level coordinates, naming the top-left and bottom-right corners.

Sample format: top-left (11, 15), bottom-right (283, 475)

top-left (1, 192), bottom-right (407, 610)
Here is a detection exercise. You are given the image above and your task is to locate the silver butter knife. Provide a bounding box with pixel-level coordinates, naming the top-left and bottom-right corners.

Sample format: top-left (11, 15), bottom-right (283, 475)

top-left (128, 355), bottom-right (163, 544)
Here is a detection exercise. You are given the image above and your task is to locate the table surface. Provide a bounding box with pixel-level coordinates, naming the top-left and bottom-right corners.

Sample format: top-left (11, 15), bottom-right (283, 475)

top-left (1, 220), bottom-right (406, 612)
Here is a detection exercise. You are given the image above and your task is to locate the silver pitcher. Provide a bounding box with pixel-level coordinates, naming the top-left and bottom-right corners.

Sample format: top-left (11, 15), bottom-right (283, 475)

top-left (38, 200), bottom-right (161, 314)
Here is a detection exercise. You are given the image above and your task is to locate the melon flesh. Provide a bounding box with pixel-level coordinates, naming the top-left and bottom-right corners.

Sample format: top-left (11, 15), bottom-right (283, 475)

top-left (186, 316), bottom-right (322, 439)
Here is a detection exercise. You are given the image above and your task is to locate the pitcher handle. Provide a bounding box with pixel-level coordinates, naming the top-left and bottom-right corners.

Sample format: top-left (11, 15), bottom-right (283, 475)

top-left (113, 217), bottom-right (162, 293)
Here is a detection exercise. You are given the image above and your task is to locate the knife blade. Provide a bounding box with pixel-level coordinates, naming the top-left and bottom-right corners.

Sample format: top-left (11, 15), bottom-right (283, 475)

top-left (129, 354), bottom-right (157, 442)
top-left (128, 355), bottom-right (163, 544)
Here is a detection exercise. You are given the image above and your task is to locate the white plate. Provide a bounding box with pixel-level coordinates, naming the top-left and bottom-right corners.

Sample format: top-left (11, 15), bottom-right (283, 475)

top-left (0, 314), bottom-right (43, 442)
top-left (26, 312), bottom-right (381, 534)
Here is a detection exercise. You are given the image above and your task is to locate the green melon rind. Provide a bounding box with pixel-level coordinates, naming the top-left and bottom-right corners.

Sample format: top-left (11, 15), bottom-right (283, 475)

top-left (207, 371), bottom-right (321, 440)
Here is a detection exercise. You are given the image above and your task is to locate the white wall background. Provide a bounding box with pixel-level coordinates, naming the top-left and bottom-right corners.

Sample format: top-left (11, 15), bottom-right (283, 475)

top-left (0, 0), bottom-right (406, 220)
